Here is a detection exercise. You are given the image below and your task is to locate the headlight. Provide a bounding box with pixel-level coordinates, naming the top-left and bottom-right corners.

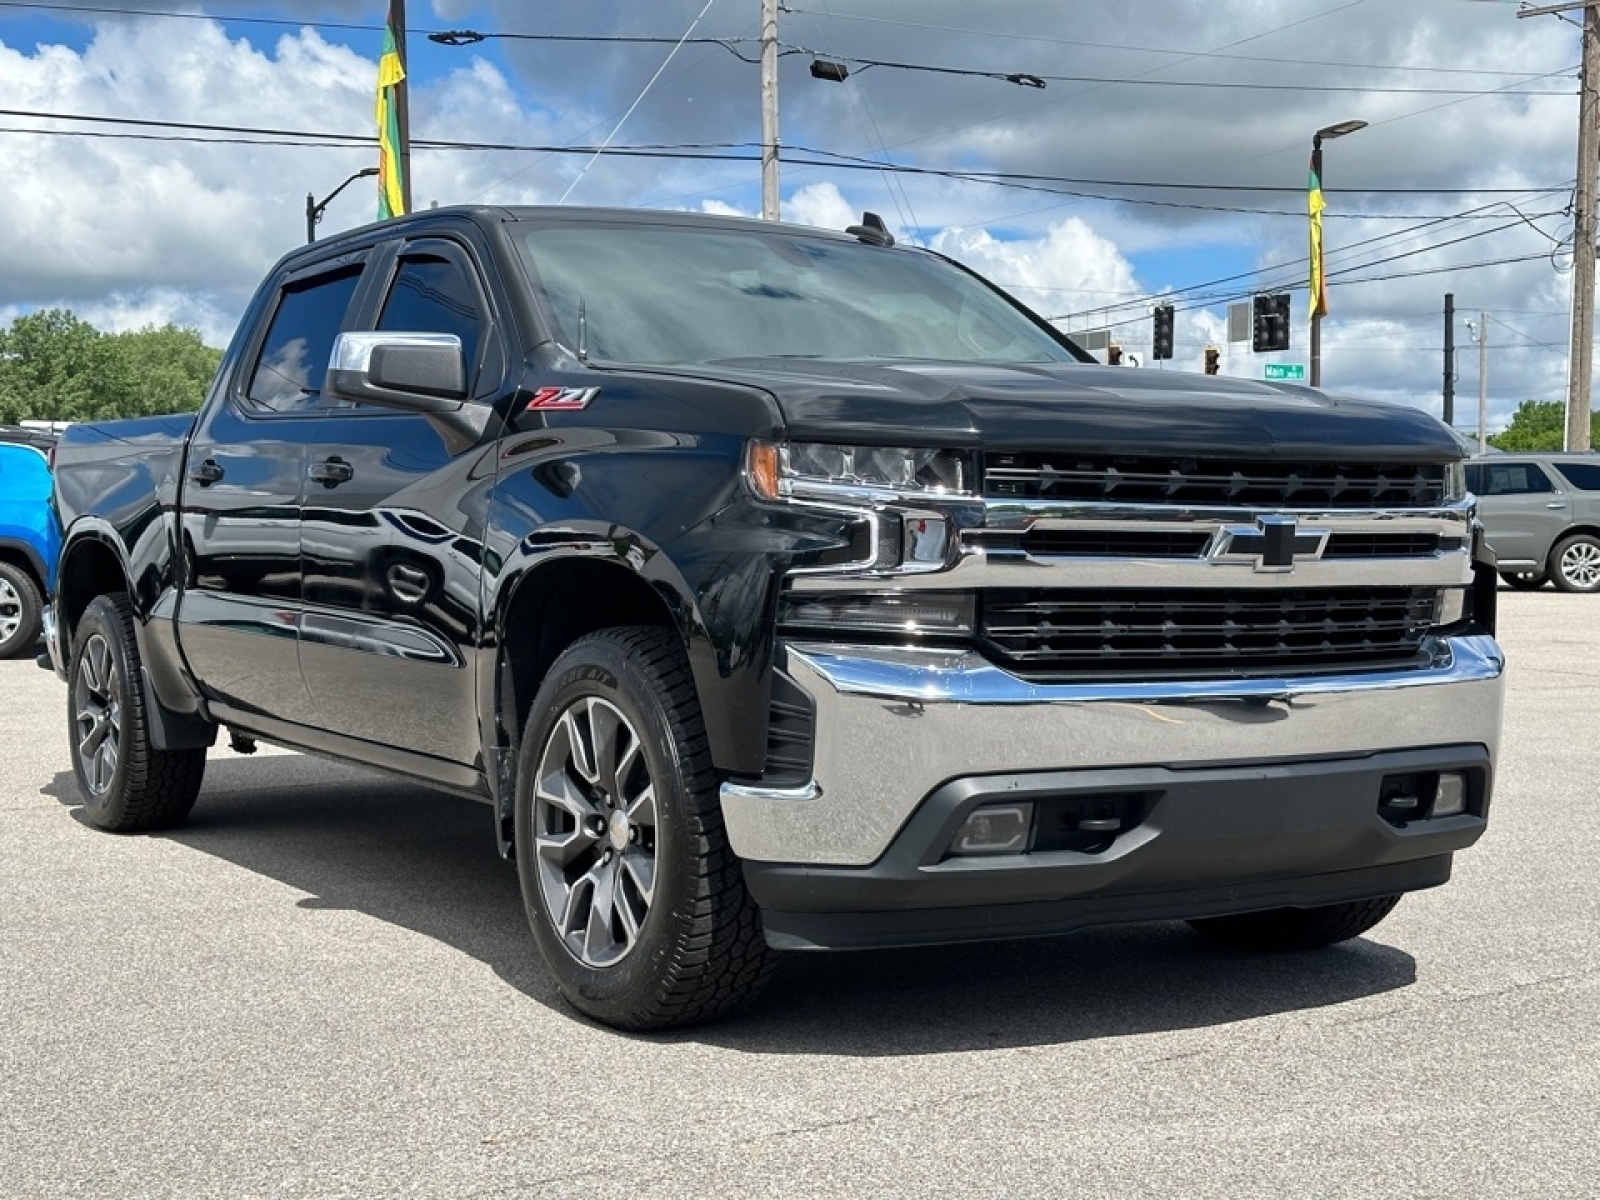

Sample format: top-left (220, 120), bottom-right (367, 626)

top-left (745, 440), bottom-right (970, 502)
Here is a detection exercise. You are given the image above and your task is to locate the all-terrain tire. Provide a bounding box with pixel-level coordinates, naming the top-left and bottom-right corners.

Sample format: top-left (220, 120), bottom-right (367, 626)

top-left (514, 626), bottom-right (776, 1030)
top-left (68, 594), bottom-right (206, 832)
top-left (1186, 895), bottom-right (1403, 952)
top-left (0, 559), bottom-right (42, 659)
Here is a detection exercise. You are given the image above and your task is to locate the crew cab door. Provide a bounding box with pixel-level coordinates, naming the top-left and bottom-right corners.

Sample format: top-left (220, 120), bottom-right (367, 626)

top-left (296, 237), bottom-right (506, 765)
top-left (1467, 460), bottom-right (1568, 567)
top-left (176, 255), bottom-right (367, 722)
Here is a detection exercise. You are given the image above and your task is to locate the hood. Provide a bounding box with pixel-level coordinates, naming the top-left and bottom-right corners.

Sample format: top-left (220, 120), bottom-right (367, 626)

top-left (687, 358), bottom-right (1462, 464)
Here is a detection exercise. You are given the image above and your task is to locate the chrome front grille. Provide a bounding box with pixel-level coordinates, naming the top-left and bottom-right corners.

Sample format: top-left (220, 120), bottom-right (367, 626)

top-left (1014, 528), bottom-right (1456, 561)
top-left (981, 586), bottom-right (1438, 677)
top-left (985, 454), bottom-right (1447, 509)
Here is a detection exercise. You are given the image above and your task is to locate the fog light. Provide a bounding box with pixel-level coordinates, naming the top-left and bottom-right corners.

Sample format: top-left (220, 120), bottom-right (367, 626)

top-left (1433, 772), bottom-right (1467, 818)
top-left (951, 803), bottom-right (1033, 856)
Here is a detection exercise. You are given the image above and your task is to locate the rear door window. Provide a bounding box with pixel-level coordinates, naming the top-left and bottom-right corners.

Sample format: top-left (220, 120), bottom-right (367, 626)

top-left (1553, 461), bottom-right (1600, 491)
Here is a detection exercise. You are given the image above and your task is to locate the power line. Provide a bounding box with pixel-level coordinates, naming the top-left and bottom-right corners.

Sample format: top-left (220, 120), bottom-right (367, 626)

top-left (1047, 192), bottom-right (1569, 323)
top-left (0, 1), bottom-right (1576, 95)
top-left (1, 108), bottom-right (1568, 211)
top-left (780, 5), bottom-right (1564, 79)
top-left (557, 0), bottom-right (719, 205)
top-left (787, 47), bottom-right (1574, 94)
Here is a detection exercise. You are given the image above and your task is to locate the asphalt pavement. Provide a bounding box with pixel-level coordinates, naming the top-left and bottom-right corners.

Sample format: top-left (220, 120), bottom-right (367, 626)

top-left (2, 590), bottom-right (1597, 1198)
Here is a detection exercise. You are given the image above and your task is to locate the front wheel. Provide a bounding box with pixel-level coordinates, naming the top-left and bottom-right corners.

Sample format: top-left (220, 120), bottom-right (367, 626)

top-left (1186, 895), bottom-right (1402, 951)
top-left (1549, 533), bottom-right (1600, 593)
top-left (514, 626), bottom-right (775, 1030)
top-left (68, 594), bottom-right (206, 832)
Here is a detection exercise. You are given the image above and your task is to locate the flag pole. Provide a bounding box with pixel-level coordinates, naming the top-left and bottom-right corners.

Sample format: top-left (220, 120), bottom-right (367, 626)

top-left (394, 0), bottom-right (412, 215)
top-left (376, 1), bottom-right (409, 218)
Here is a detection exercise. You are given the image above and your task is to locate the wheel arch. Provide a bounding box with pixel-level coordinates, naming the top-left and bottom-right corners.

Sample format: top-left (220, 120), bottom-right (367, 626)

top-left (485, 554), bottom-right (684, 851)
top-left (55, 528), bottom-right (214, 751)
top-left (56, 528), bottom-right (132, 657)
top-left (0, 538), bottom-right (48, 595)
top-left (1551, 523), bottom-right (1600, 545)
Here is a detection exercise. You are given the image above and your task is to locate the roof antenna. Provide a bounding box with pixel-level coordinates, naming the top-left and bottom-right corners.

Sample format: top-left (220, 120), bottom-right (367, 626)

top-left (577, 297), bottom-right (589, 363)
top-left (846, 211), bottom-right (895, 247)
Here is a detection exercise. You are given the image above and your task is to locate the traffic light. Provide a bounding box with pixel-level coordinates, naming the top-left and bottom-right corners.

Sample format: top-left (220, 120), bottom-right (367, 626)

top-left (1203, 345), bottom-right (1220, 375)
top-left (1107, 342), bottom-right (1123, 365)
top-left (1152, 304), bottom-right (1174, 360)
top-left (1252, 293), bottom-right (1291, 352)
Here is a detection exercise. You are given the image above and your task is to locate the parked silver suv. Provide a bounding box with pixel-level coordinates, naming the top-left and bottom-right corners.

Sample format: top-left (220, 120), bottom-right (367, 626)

top-left (1467, 455), bottom-right (1600, 592)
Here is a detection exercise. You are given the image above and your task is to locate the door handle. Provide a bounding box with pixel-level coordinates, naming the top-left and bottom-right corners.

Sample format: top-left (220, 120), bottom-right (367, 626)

top-left (1546, 501), bottom-right (1568, 509)
top-left (386, 562), bottom-right (431, 604)
top-left (309, 457), bottom-right (355, 487)
top-left (189, 458), bottom-right (224, 486)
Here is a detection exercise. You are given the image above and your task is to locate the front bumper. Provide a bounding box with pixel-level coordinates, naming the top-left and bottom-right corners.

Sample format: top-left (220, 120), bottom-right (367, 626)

top-left (719, 631), bottom-right (1504, 948)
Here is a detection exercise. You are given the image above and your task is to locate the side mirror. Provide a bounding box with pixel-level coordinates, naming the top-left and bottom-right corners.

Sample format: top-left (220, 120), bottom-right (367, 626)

top-left (325, 332), bottom-right (468, 413)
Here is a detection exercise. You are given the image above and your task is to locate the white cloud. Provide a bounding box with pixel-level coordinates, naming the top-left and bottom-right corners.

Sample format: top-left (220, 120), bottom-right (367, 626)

top-left (931, 218), bottom-right (1142, 328)
top-left (0, 0), bottom-right (1588, 426)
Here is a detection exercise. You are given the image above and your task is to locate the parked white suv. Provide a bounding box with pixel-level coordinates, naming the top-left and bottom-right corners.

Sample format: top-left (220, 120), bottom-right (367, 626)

top-left (1467, 455), bottom-right (1600, 592)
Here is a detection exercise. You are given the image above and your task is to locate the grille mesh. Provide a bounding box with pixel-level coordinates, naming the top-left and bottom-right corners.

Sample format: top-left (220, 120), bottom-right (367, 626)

top-left (981, 587), bottom-right (1438, 676)
top-left (985, 454), bottom-right (1447, 509)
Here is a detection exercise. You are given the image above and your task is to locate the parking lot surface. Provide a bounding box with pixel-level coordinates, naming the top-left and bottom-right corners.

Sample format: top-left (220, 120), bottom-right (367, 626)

top-left (2, 590), bottom-right (1597, 1198)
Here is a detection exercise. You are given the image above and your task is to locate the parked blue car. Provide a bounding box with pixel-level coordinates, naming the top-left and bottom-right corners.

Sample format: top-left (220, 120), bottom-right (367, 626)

top-left (0, 441), bottom-right (59, 658)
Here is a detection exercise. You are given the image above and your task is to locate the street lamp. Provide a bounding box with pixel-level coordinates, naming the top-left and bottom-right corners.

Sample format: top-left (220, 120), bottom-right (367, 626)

top-left (305, 167), bottom-right (381, 244)
top-left (1309, 119), bottom-right (1367, 388)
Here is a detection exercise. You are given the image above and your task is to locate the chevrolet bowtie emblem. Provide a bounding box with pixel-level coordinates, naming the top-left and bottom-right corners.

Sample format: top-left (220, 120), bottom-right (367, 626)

top-left (1214, 515), bottom-right (1329, 573)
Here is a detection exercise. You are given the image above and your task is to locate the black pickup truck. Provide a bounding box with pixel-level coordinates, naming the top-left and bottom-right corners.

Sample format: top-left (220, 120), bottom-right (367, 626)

top-left (49, 206), bottom-right (1505, 1029)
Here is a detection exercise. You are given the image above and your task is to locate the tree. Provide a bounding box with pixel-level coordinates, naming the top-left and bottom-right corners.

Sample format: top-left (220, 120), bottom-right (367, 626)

top-left (1487, 400), bottom-right (1600, 452)
top-left (0, 309), bottom-right (222, 424)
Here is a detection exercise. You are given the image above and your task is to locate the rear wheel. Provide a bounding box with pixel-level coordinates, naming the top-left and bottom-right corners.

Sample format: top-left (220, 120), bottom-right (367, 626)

top-left (1549, 533), bottom-right (1600, 593)
top-left (514, 626), bottom-right (775, 1030)
top-left (0, 560), bottom-right (42, 659)
top-left (68, 594), bottom-right (206, 832)
top-left (1187, 895), bottom-right (1402, 951)
top-left (1498, 570), bottom-right (1546, 591)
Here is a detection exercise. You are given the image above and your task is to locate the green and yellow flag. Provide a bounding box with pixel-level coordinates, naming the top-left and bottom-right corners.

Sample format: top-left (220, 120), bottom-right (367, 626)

top-left (1308, 142), bottom-right (1327, 318)
top-left (376, 3), bottom-right (406, 220)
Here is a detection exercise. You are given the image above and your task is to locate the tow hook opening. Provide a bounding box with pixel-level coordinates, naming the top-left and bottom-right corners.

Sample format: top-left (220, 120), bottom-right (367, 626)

top-left (946, 791), bottom-right (1154, 858)
top-left (1378, 770), bottom-right (1471, 826)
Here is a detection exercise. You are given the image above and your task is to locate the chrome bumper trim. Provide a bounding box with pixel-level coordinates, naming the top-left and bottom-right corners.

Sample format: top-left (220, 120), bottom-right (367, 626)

top-left (719, 633), bottom-right (1505, 867)
top-left (788, 544), bottom-right (1474, 591)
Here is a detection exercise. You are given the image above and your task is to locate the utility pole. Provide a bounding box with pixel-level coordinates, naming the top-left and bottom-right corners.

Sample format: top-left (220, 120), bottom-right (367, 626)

top-left (760, 0), bottom-right (779, 220)
top-left (1477, 311), bottom-right (1489, 457)
top-left (1521, 0), bottom-right (1598, 450)
top-left (1443, 292), bottom-right (1456, 428)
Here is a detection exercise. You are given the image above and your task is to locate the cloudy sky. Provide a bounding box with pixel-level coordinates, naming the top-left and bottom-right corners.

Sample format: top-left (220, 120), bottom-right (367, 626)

top-left (0, 0), bottom-right (1585, 432)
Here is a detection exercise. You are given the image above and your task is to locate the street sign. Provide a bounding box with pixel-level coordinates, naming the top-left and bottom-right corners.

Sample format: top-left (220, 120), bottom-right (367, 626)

top-left (1227, 302), bottom-right (1251, 343)
top-left (1264, 363), bottom-right (1306, 381)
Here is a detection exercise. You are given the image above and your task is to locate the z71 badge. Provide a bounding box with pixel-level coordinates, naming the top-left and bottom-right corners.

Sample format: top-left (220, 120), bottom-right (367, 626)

top-left (525, 386), bottom-right (600, 412)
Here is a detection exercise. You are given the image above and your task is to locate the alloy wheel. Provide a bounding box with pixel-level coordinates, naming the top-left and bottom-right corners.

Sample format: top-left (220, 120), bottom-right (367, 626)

top-left (1561, 541), bottom-right (1600, 590)
top-left (0, 576), bottom-right (20, 645)
top-left (72, 632), bottom-right (122, 795)
top-left (532, 696), bottom-right (658, 968)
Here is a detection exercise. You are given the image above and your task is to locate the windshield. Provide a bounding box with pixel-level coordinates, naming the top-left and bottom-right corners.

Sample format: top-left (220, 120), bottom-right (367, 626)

top-left (514, 220), bottom-right (1080, 367)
